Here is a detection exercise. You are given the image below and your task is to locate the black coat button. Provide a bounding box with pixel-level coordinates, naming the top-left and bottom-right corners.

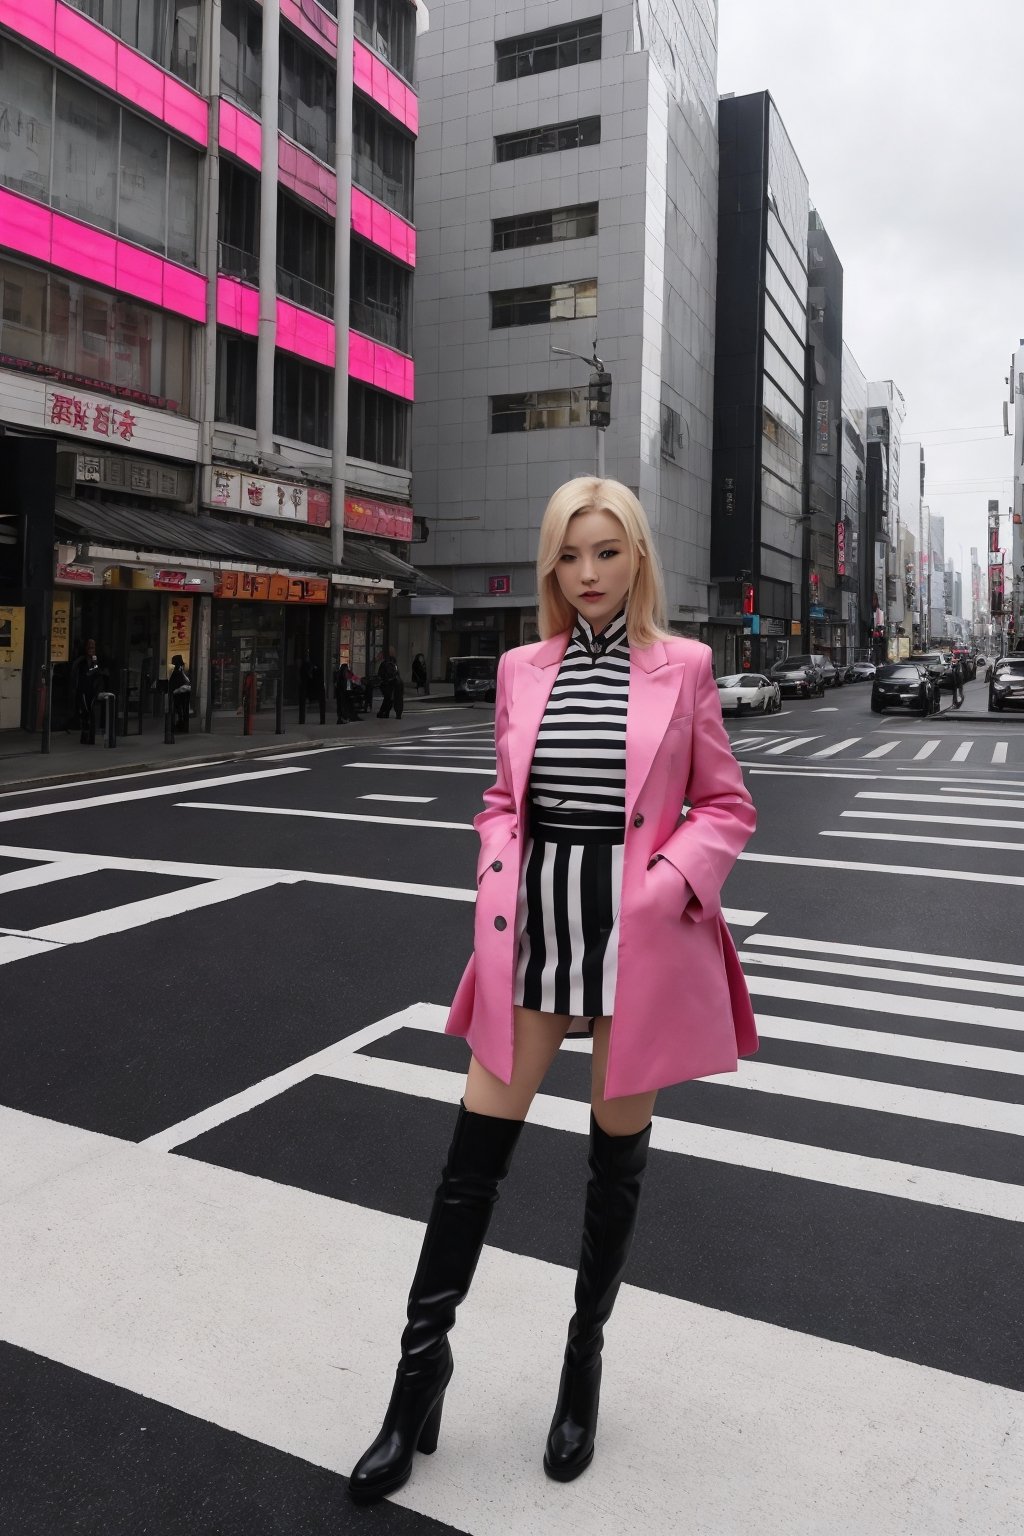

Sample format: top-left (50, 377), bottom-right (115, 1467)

top-left (633, 813), bottom-right (645, 828)
top-left (494, 916), bottom-right (507, 931)
top-left (492, 860), bottom-right (502, 872)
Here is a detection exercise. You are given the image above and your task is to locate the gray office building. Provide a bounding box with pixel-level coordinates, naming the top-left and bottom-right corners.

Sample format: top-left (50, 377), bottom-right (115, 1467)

top-left (409, 0), bottom-right (720, 672)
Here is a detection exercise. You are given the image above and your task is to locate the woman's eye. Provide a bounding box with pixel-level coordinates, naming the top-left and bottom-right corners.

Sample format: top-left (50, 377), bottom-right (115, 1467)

top-left (559, 552), bottom-right (576, 562)
top-left (599, 549), bottom-right (620, 560)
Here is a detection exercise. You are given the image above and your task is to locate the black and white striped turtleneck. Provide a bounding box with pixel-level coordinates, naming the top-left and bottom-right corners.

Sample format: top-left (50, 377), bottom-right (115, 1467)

top-left (528, 608), bottom-right (630, 836)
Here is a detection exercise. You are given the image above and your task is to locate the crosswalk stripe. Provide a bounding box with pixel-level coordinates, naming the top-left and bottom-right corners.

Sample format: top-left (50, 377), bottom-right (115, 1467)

top-left (744, 931), bottom-right (1024, 979)
top-left (809, 737), bottom-right (862, 758)
top-left (0, 767), bottom-right (306, 825)
top-left (824, 829), bottom-right (1024, 854)
top-left (741, 950), bottom-right (1024, 1001)
top-left (952, 742), bottom-right (973, 762)
top-left (745, 972), bottom-right (1024, 1032)
top-left (344, 761), bottom-right (494, 775)
top-left (913, 740), bottom-right (941, 760)
top-left (843, 809), bottom-right (1024, 831)
top-left (741, 849), bottom-right (1024, 889)
top-left (755, 1013), bottom-right (1024, 1075)
top-left (177, 802), bottom-right (475, 832)
top-left (0, 859), bottom-right (103, 895)
top-left (763, 737), bottom-right (821, 755)
top-left (993, 741), bottom-right (1009, 764)
top-left (319, 1049), bottom-right (1024, 1220)
top-left (862, 741), bottom-right (900, 758)
top-left (857, 791), bottom-right (1024, 811)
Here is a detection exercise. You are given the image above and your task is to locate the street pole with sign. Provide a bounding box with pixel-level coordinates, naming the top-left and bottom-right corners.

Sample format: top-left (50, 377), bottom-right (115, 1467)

top-left (551, 345), bottom-right (611, 477)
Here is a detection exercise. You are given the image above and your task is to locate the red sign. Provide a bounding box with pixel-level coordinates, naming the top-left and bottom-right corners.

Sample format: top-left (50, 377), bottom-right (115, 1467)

top-left (154, 570), bottom-right (189, 590)
top-left (344, 495), bottom-right (413, 542)
top-left (488, 574), bottom-right (511, 595)
top-left (46, 388), bottom-right (136, 442)
top-left (836, 519), bottom-right (847, 577)
top-left (307, 488), bottom-right (330, 526)
top-left (56, 563), bottom-right (95, 584)
top-left (214, 570), bottom-right (329, 604)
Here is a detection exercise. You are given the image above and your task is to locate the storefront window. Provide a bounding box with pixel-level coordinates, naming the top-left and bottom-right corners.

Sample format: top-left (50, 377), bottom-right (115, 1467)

top-left (53, 75), bottom-right (118, 231)
top-left (0, 256), bottom-right (194, 412)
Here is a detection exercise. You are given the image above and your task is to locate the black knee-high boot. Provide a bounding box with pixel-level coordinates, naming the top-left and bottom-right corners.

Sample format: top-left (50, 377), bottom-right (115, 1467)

top-left (348, 1101), bottom-right (525, 1504)
top-left (544, 1113), bottom-right (652, 1482)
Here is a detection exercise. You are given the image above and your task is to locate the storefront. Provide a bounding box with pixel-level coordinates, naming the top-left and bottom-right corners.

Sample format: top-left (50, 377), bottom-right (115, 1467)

top-left (330, 583), bottom-right (390, 685)
top-left (210, 571), bottom-right (329, 710)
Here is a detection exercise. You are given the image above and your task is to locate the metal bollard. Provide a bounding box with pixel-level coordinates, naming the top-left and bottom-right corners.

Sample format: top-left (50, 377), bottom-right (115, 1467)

top-left (275, 665), bottom-right (284, 735)
top-left (164, 684), bottom-right (175, 745)
top-left (319, 686), bottom-right (326, 725)
top-left (242, 671), bottom-right (256, 736)
top-left (98, 691), bottom-right (117, 748)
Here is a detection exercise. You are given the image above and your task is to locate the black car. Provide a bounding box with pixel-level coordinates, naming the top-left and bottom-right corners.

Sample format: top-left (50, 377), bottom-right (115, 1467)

top-left (910, 650), bottom-right (964, 706)
top-left (871, 662), bottom-right (938, 715)
top-left (988, 656), bottom-right (1024, 711)
top-left (769, 658), bottom-right (825, 698)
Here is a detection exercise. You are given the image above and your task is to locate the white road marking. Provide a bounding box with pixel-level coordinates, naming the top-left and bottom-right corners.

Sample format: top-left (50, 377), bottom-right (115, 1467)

top-left (740, 950), bottom-right (1024, 1002)
top-left (856, 791), bottom-right (1024, 811)
top-left (0, 935), bottom-right (62, 964)
top-left (0, 858), bottom-right (104, 895)
top-left (913, 740), bottom-right (941, 760)
top-left (23, 877), bottom-right (280, 948)
top-left (755, 1013), bottom-right (1024, 1076)
top-left (861, 741), bottom-right (900, 758)
top-left (256, 747), bottom-right (349, 760)
top-left (177, 802), bottom-right (475, 832)
top-left (0, 759), bottom-right (231, 800)
top-left (324, 1049), bottom-right (1024, 1222)
top-left (808, 738), bottom-right (863, 758)
top-left (745, 973), bottom-right (1023, 1034)
top-left (843, 809), bottom-right (1024, 831)
top-left (344, 761), bottom-right (494, 776)
top-left (824, 829), bottom-right (1024, 854)
top-left (745, 931), bottom-right (1024, 980)
top-left (813, 707), bottom-right (838, 712)
top-left (2, 1107), bottom-right (1018, 1533)
top-left (359, 794), bottom-right (436, 804)
top-left (952, 742), bottom-right (973, 762)
top-left (746, 768), bottom-right (880, 780)
top-left (740, 850), bottom-right (1024, 890)
top-left (762, 737), bottom-right (822, 755)
top-left (0, 767), bottom-right (306, 824)
top-left (993, 741), bottom-right (1009, 764)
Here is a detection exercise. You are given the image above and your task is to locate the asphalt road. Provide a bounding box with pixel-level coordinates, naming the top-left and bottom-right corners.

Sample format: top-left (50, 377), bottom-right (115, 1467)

top-left (1, 676), bottom-right (1022, 1536)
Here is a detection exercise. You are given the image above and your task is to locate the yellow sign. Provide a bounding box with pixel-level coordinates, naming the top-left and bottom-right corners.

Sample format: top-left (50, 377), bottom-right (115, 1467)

top-left (165, 597), bottom-right (193, 670)
top-left (50, 594), bottom-right (70, 664)
top-left (0, 605), bottom-right (26, 669)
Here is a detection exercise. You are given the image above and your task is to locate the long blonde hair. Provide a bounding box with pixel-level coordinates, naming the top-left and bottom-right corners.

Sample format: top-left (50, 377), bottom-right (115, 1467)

top-left (536, 478), bottom-right (671, 647)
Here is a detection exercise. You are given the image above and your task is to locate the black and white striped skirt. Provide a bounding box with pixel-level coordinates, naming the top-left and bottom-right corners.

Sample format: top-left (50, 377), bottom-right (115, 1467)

top-left (513, 824), bottom-right (625, 1026)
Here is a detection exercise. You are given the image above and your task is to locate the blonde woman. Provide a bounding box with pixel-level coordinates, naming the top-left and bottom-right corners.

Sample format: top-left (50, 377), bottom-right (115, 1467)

top-left (349, 478), bottom-right (757, 1502)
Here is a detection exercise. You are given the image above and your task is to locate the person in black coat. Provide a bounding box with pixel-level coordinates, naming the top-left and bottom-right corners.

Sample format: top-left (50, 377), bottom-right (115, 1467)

top-left (334, 662), bottom-right (358, 723)
top-left (71, 639), bottom-right (103, 743)
top-left (377, 648), bottom-right (403, 719)
top-left (411, 652), bottom-right (429, 695)
top-left (168, 654), bottom-right (192, 730)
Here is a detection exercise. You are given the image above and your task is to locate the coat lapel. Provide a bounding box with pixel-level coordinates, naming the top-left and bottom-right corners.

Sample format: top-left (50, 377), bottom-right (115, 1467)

top-left (624, 643), bottom-right (686, 824)
top-left (508, 633), bottom-right (569, 814)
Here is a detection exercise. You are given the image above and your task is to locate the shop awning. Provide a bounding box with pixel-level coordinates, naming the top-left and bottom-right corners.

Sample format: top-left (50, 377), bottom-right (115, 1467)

top-left (54, 497), bottom-right (450, 594)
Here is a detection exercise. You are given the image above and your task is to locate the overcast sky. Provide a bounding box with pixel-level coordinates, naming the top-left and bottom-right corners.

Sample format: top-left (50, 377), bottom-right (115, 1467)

top-left (716, 0), bottom-right (1021, 574)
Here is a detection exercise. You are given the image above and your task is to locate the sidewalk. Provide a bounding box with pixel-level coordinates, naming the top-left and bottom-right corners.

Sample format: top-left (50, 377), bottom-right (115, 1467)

top-left (0, 687), bottom-right (488, 793)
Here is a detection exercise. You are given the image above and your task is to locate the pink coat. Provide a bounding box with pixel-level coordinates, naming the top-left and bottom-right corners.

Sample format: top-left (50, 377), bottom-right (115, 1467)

top-left (445, 632), bottom-right (758, 1099)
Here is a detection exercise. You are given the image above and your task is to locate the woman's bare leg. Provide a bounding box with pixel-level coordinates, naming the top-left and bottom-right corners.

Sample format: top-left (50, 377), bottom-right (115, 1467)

top-left (589, 1016), bottom-right (657, 1134)
top-left (463, 1005), bottom-right (572, 1120)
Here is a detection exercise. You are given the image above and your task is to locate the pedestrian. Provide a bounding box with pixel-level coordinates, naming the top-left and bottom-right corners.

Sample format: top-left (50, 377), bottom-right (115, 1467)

top-left (168, 654), bottom-right (191, 731)
top-left (411, 652), bottom-right (429, 695)
top-left (333, 662), bottom-right (358, 723)
top-left (71, 638), bottom-right (103, 744)
top-left (376, 648), bottom-right (403, 719)
top-left (348, 477), bottom-right (758, 1503)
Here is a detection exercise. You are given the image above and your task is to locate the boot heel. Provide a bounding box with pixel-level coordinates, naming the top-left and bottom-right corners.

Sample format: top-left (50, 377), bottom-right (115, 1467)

top-left (416, 1394), bottom-right (445, 1455)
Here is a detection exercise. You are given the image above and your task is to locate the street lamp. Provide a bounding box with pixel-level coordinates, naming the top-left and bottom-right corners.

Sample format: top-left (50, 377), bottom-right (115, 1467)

top-left (550, 344), bottom-right (611, 477)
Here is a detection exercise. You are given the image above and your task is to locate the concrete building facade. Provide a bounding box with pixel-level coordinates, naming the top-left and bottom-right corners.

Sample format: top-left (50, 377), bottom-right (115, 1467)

top-left (411, 0), bottom-right (721, 673)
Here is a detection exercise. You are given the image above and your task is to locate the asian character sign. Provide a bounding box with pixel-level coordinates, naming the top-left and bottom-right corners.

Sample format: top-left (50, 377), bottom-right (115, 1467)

top-left (45, 387), bottom-right (136, 442)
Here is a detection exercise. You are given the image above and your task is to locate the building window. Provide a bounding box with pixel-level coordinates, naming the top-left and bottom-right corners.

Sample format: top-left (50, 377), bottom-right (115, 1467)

top-left (495, 17), bottom-right (601, 82)
top-left (220, 0), bottom-right (262, 113)
top-left (279, 28), bottom-right (336, 164)
top-left (277, 192), bottom-right (334, 317)
top-left (348, 380), bottom-right (410, 468)
top-left (492, 203), bottom-right (598, 251)
top-left (352, 97), bottom-right (414, 219)
top-left (274, 352), bottom-right (332, 446)
top-left (215, 329), bottom-right (257, 427)
top-left (350, 239), bottom-right (411, 353)
top-left (0, 255), bottom-right (194, 412)
top-left (495, 116), bottom-right (600, 164)
top-left (660, 402), bottom-right (683, 461)
top-left (491, 388), bottom-right (590, 433)
top-left (353, 0), bottom-right (416, 83)
top-left (491, 278), bottom-right (596, 329)
top-left (218, 160), bottom-right (260, 282)
top-left (65, 1), bottom-right (200, 87)
top-left (0, 45), bottom-right (200, 265)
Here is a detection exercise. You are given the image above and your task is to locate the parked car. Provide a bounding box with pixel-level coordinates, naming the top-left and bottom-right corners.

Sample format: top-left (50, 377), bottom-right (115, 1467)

top-left (988, 656), bottom-right (1024, 711)
top-left (715, 672), bottom-right (782, 715)
top-left (448, 655), bottom-right (498, 702)
top-left (770, 657), bottom-right (825, 698)
top-left (977, 654), bottom-right (995, 682)
top-left (785, 651), bottom-right (842, 688)
top-left (871, 662), bottom-right (938, 715)
top-left (849, 661), bottom-right (876, 682)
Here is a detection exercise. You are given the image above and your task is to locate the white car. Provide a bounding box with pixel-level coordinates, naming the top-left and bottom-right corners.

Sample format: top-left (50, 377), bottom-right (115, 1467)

top-left (715, 672), bottom-right (781, 715)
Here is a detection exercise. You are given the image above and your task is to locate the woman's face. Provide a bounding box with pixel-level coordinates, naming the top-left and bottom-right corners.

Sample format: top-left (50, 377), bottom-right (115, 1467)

top-left (554, 508), bottom-right (631, 634)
